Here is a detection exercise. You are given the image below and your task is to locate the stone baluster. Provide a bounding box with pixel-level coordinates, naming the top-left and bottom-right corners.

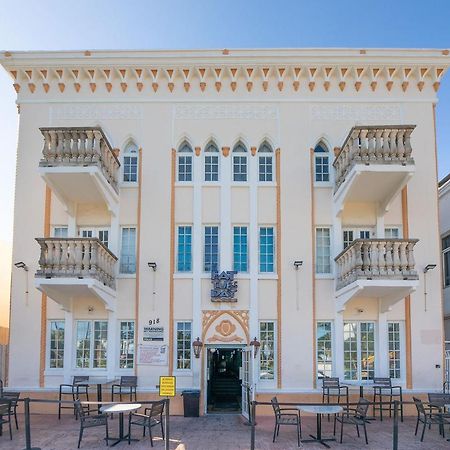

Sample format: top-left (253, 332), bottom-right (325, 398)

top-left (48, 130), bottom-right (57, 163)
top-left (404, 128), bottom-right (413, 159)
top-left (351, 130), bottom-right (361, 162)
top-left (360, 129), bottom-right (369, 162)
top-left (367, 129), bottom-right (376, 161)
top-left (354, 241), bottom-right (363, 278)
top-left (77, 131), bottom-right (85, 163)
top-left (74, 240), bottom-right (83, 276)
top-left (62, 131), bottom-right (72, 164)
top-left (385, 241), bottom-right (394, 275)
top-left (90, 240), bottom-right (98, 278)
top-left (54, 240), bottom-right (63, 275)
top-left (362, 241), bottom-right (370, 274)
top-left (37, 240), bottom-right (47, 275)
top-left (85, 130), bottom-right (94, 162)
top-left (392, 241), bottom-right (401, 275)
top-left (399, 241), bottom-right (409, 276)
top-left (378, 241), bottom-right (386, 275)
top-left (389, 129), bottom-right (398, 160)
top-left (374, 129), bottom-right (383, 160)
top-left (67, 240), bottom-right (75, 275)
top-left (42, 130), bottom-right (51, 161)
top-left (406, 241), bottom-right (416, 275)
top-left (369, 241), bottom-right (379, 276)
top-left (82, 240), bottom-right (90, 276)
top-left (70, 131), bottom-right (79, 164)
top-left (92, 130), bottom-right (102, 163)
top-left (396, 129), bottom-right (405, 160)
top-left (382, 129), bottom-right (391, 160)
top-left (45, 240), bottom-right (55, 275)
top-left (56, 130), bottom-right (64, 162)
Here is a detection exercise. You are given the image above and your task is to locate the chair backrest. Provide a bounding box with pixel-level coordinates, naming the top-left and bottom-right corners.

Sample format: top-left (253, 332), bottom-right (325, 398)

top-left (148, 400), bottom-right (165, 418)
top-left (354, 398), bottom-right (370, 419)
top-left (0, 399), bottom-right (11, 416)
top-left (413, 397), bottom-right (426, 415)
top-left (322, 377), bottom-right (340, 389)
top-left (2, 392), bottom-right (20, 406)
top-left (120, 376), bottom-right (137, 387)
top-left (373, 377), bottom-right (391, 387)
top-left (73, 376), bottom-right (89, 384)
top-left (74, 400), bottom-right (87, 418)
top-left (271, 396), bottom-right (281, 417)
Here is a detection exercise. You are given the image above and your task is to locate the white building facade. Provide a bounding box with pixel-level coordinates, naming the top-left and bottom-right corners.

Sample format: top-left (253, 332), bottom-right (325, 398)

top-left (1, 49), bottom-right (448, 414)
top-left (439, 174), bottom-right (450, 341)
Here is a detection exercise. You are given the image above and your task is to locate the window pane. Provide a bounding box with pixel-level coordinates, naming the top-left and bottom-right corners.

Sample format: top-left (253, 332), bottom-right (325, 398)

top-left (53, 227), bottom-right (68, 238)
top-left (385, 228), bottom-right (400, 239)
top-left (259, 227), bottom-right (274, 273)
top-left (120, 227), bottom-right (136, 274)
top-left (388, 322), bottom-right (401, 379)
top-left (93, 321), bottom-right (108, 368)
top-left (204, 226), bottom-right (219, 272)
top-left (76, 321), bottom-right (91, 369)
top-left (123, 150), bottom-right (138, 183)
top-left (314, 144), bottom-right (329, 182)
top-left (343, 322), bottom-right (358, 380)
top-left (119, 321), bottom-right (135, 369)
top-left (360, 322), bottom-right (375, 380)
top-left (205, 154), bottom-right (219, 182)
top-left (316, 228), bottom-right (331, 274)
top-left (233, 226), bottom-right (248, 272)
top-left (177, 226), bottom-right (192, 272)
top-left (233, 155), bottom-right (247, 182)
top-left (259, 156), bottom-right (273, 182)
top-left (178, 155), bottom-right (192, 181)
top-left (317, 322), bottom-right (332, 378)
top-left (176, 322), bottom-right (192, 370)
top-left (49, 321), bottom-right (65, 368)
top-left (259, 321), bottom-right (275, 380)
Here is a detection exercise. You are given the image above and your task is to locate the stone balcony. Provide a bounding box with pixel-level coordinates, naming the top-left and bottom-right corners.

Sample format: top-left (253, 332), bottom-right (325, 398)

top-left (35, 238), bottom-right (117, 311)
top-left (334, 238), bottom-right (419, 312)
top-left (333, 125), bottom-right (416, 215)
top-left (38, 127), bottom-right (120, 215)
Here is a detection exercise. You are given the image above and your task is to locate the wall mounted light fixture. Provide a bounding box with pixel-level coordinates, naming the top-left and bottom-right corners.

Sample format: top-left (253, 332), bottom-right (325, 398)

top-left (293, 260), bottom-right (303, 269)
top-left (423, 263), bottom-right (436, 312)
top-left (192, 337), bottom-right (203, 358)
top-left (148, 262), bottom-right (157, 271)
top-left (14, 261), bottom-right (28, 271)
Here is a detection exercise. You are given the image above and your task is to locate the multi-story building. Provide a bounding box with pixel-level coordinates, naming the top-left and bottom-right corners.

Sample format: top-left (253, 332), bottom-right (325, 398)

top-left (439, 174), bottom-right (450, 340)
top-left (1, 48), bottom-right (448, 415)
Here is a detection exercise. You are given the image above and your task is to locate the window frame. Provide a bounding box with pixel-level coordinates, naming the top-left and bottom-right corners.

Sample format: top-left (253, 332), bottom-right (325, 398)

top-left (79, 227), bottom-right (110, 248)
top-left (74, 320), bottom-right (108, 370)
top-left (233, 225), bottom-right (249, 273)
top-left (316, 321), bottom-right (333, 379)
top-left (177, 225), bottom-right (193, 273)
top-left (443, 234), bottom-right (450, 288)
top-left (384, 227), bottom-right (402, 239)
top-left (175, 321), bottom-right (192, 372)
top-left (119, 226), bottom-right (137, 275)
top-left (204, 141), bottom-right (220, 182)
top-left (259, 226), bottom-right (275, 273)
top-left (387, 321), bottom-right (404, 381)
top-left (342, 228), bottom-right (373, 249)
top-left (53, 226), bottom-right (68, 238)
top-left (47, 320), bottom-right (65, 370)
top-left (259, 321), bottom-right (276, 382)
top-left (315, 227), bottom-right (332, 275)
top-left (232, 142), bottom-right (248, 183)
top-left (258, 142), bottom-right (274, 183)
top-left (314, 143), bottom-right (331, 185)
top-left (177, 142), bottom-right (193, 183)
top-left (203, 225), bottom-right (220, 273)
top-left (122, 143), bottom-right (139, 184)
top-left (119, 320), bottom-right (135, 370)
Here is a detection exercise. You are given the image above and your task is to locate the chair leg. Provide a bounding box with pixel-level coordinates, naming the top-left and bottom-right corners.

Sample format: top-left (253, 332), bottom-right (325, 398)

top-left (298, 412), bottom-right (302, 438)
top-left (356, 424), bottom-right (360, 437)
top-left (161, 419), bottom-right (165, 440)
top-left (8, 416), bottom-right (12, 440)
top-left (414, 417), bottom-right (419, 435)
top-left (277, 423), bottom-right (280, 436)
top-left (149, 424), bottom-right (154, 447)
top-left (340, 419), bottom-right (344, 444)
top-left (421, 421), bottom-right (426, 442)
top-left (297, 421), bottom-right (301, 447)
top-left (333, 415), bottom-right (336, 435)
top-left (14, 408), bottom-right (18, 430)
top-left (273, 422), bottom-right (277, 443)
top-left (363, 423), bottom-right (368, 445)
top-left (58, 388), bottom-right (62, 420)
top-left (389, 395), bottom-right (393, 417)
top-left (78, 426), bottom-right (84, 448)
top-left (128, 415), bottom-right (132, 445)
top-left (400, 392), bottom-right (404, 422)
top-left (105, 420), bottom-right (109, 446)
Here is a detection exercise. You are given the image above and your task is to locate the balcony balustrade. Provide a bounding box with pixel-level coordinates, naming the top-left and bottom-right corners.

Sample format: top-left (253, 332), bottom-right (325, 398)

top-left (35, 238), bottom-right (117, 311)
top-left (335, 238), bottom-right (418, 290)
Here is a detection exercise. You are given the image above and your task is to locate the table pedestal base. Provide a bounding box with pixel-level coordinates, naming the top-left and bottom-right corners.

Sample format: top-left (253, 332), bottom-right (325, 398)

top-left (302, 436), bottom-right (336, 448)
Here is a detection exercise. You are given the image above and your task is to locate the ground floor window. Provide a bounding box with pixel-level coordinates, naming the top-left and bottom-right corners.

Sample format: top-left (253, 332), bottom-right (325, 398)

top-left (75, 320), bottom-right (108, 369)
top-left (119, 321), bottom-right (135, 369)
top-left (259, 321), bottom-right (275, 380)
top-left (344, 321), bottom-right (375, 381)
top-left (388, 322), bottom-right (402, 379)
top-left (317, 321), bottom-right (332, 378)
top-left (49, 320), bottom-right (65, 369)
top-left (176, 322), bottom-right (192, 370)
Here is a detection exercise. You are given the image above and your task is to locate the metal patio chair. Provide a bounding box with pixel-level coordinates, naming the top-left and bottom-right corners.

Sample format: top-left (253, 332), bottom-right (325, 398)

top-left (0, 399), bottom-right (13, 440)
top-left (372, 377), bottom-right (403, 421)
top-left (111, 376), bottom-right (137, 402)
top-left (128, 400), bottom-right (165, 447)
top-left (74, 400), bottom-right (109, 448)
top-left (270, 396), bottom-right (302, 447)
top-left (413, 396), bottom-right (450, 441)
top-left (2, 392), bottom-right (20, 430)
top-left (59, 376), bottom-right (90, 419)
top-left (322, 377), bottom-right (349, 420)
top-left (334, 397), bottom-right (370, 444)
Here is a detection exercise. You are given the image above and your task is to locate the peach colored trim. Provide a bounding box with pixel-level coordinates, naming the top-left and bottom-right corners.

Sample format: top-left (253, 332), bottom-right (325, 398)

top-left (168, 149), bottom-right (176, 375)
top-left (310, 148), bottom-right (317, 388)
top-left (401, 187), bottom-right (412, 389)
top-left (276, 148), bottom-right (282, 389)
top-left (134, 148), bottom-right (143, 376)
top-left (201, 310), bottom-right (250, 344)
top-left (39, 186), bottom-right (52, 387)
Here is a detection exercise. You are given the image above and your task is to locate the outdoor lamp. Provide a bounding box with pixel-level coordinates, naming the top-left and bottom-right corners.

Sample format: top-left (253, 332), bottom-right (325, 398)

top-left (193, 337), bottom-right (203, 358)
top-left (424, 264), bottom-right (436, 273)
top-left (14, 261), bottom-right (28, 271)
top-left (148, 262), bottom-right (157, 271)
top-left (250, 337), bottom-right (261, 358)
top-left (293, 260), bottom-right (303, 269)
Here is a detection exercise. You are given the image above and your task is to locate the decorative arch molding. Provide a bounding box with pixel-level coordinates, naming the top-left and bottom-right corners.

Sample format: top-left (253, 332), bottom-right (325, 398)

top-left (257, 135), bottom-right (276, 151)
top-left (311, 135), bottom-right (332, 152)
top-left (175, 135), bottom-right (194, 151)
top-left (120, 134), bottom-right (139, 151)
top-left (201, 134), bottom-right (220, 150)
top-left (202, 310), bottom-right (249, 345)
top-left (230, 135), bottom-right (250, 151)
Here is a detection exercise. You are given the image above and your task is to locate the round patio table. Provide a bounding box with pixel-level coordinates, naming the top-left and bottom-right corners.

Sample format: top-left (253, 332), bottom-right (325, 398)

top-left (101, 403), bottom-right (141, 447)
top-left (298, 405), bottom-right (342, 448)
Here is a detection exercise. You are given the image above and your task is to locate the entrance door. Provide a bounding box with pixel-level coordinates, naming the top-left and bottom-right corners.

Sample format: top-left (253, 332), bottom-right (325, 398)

top-left (241, 346), bottom-right (253, 420)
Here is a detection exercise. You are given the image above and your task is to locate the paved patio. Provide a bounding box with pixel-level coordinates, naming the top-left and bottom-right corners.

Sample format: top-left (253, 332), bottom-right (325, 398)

top-left (0, 413), bottom-right (449, 449)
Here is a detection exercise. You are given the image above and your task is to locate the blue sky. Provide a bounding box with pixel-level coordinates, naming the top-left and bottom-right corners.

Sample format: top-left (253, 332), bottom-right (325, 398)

top-left (0, 0), bottom-right (449, 324)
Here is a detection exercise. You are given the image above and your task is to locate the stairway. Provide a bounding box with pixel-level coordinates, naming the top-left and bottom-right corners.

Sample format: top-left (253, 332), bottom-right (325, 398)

top-left (209, 377), bottom-right (241, 411)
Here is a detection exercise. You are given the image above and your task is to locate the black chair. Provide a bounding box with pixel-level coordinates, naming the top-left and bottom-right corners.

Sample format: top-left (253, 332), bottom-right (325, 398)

top-left (413, 396), bottom-right (450, 441)
top-left (270, 396), bottom-right (301, 447)
top-left (128, 400), bottom-right (165, 447)
top-left (322, 377), bottom-right (349, 420)
top-left (334, 398), bottom-right (370, 444)
top-left (2, 392), bottom-right (20, 430)
top-left (372, 377), bottom-right (403, 421)
top-left (0, 379), bottom-right (3, 396)
top-left (0, 399), bottom-right (12, 440)
top-left (74, 400), bottom-right (108, 448)
top-left (59, 376), bottom-right (90, 419)
top-left (111, 376), bottom-right (137, 402)
top-left (444, 381), bottom-right (450, 394)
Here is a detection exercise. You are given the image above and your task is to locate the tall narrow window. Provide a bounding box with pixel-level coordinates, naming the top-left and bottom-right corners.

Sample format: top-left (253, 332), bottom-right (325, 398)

top-left (75, 321), bottom-right (91, 369)
top-left (258, 142), bottom-right (273, 182)
top-left (120, 227), bottom-right (136, 274)
top-left (75, 320), bottom-right (108, 369)
top-left (178, 142), bottom-right (193, 182)
top-left (259, 227), bottom-right (274, 273)
top-left (317, 321), bottom-right (332, 378)
top-left (53, 227), bottom-right (68, 238)
top-left (93, 321), bottom-right (108, 368)
top-left (443, 235), bottom-right (450, 287)
top-left (176, 322), bottom-right (192, 370)
top-left (177, 226), bottom-right (192, 272)
top-left (385, 227), bottom-right (400, 238)
top-left (204, 226), bottom-right (219, 272)
top-left (316, 227), bottom-right (331, 274)
top-left (343, 230), bottom-right (354, 249)
top-left (119, 321), bottom-right (135, 369)
top-left (233, 226), bottom-right (248, 272)
top-left (388, 322), bottom-right (401, 379)
top-left (49, 321), bottom-right (65, 369)
top-left (232, 142), bottom-right (247, 182)
top-left (344, 321), bottom-right (375, 381)
top-left (314, 143), bottom-right (330, 182)
top-left (259, 321), bottom-right (275, 380)
top-left (204, 141), bottom-right (219, 182)
top-left (123, 143), bottom-right (138, 183)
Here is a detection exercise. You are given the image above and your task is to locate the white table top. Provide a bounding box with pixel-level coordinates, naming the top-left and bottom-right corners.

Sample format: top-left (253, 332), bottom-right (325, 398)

top-left (74, 378), bottom-right (119, 386)
top-left (101, 403), bottom-right (141, 414)
top-left (298, 405), bottom-right (343, 414)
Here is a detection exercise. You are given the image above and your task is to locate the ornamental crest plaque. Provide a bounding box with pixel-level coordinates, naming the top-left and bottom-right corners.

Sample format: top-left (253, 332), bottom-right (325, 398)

top-left (211, 271), bottom-right (238, 302)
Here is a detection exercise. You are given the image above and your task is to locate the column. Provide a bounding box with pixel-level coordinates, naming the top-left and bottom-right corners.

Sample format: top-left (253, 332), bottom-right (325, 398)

top-left (333, 215), bottom-right (343, 259)
top-left (67, 207), bottom-right (77, 237)
top-left (377, 304), bottom-right (389, 377)
top-left (63, 309), bottom-right (73, 383)
top-left (334, 311), bottom-right (344, 380)
top-left (107, 309), bottom-right (117, 379)
top-left (376, 210), bottom-right (385, 238)
top-left (109, 211), bottom-right (120, 257)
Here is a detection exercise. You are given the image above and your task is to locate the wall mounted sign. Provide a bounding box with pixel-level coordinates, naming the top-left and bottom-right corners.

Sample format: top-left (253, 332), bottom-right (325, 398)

top-left (159, 376), bottom-right (176, 397)
top-left (211, 270), bottom-right (238, 302)
top-left (143, 326), bottom-right (164, 341)
top-left (138, 344), bottom-right (168, 365)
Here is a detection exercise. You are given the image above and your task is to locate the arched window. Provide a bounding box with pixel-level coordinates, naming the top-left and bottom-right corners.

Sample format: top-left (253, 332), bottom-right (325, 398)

top-left (178, 141), bottom-right (193, 182)
top-left (258, 141), bottom-right (273, 182)
top-left (204, 141), bottom-right (219, 182)
top-left (123, 142), bottom-right (138, 183)
top-left (314, 142), bottom-right (330, 182)
top-left (232, 141), bottom-right (247, 182)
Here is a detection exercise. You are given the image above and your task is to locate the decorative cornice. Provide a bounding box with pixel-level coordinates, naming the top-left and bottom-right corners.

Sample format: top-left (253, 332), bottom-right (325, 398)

top-left (1, 49), bottom-right (448, 98)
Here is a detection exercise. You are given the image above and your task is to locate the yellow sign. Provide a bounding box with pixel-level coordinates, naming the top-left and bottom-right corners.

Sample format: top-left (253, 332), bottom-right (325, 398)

top-left (159, 376), bottom-right (176, 397)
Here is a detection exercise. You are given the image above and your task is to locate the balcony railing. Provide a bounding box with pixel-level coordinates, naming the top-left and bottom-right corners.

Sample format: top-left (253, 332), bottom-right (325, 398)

top-left (39, 127), bottom-right (120, 194)
top-left (35, 238), bottom-right (117, 289)
top-left (333, 125), bottom-right (415, 192)
top-left (335, 238), bottom-right (419, 291)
